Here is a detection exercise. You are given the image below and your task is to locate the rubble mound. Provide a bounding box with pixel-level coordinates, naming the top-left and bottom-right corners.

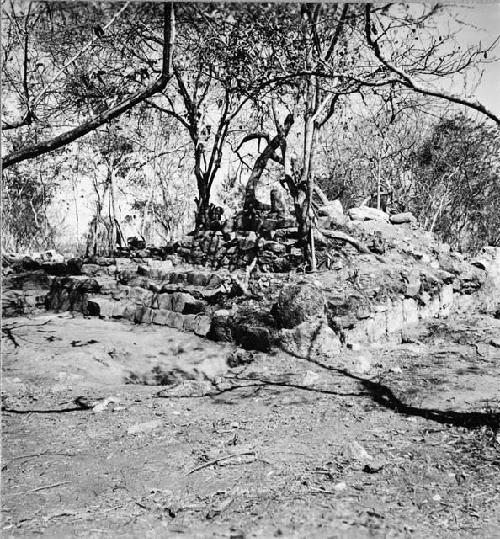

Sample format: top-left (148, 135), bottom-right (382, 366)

top-left (3, 210), bottom-right (499, 363)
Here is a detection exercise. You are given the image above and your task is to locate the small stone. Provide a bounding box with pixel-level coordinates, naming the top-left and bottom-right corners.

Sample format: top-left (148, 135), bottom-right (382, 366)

top-left (363, 460), bottom-right (385, 473)
top-left (302, 370), bottom-right (321, 386)
top-left (348, 441), bottom-right (372, 462)
top-left (127, 420), bottom-right (162, 435)
top-left (194, 315), bottom-right (212, 337)
top-left (334, 481), bottom-right (347, 492)
top-left (92, 396), bottom-right (118, 413)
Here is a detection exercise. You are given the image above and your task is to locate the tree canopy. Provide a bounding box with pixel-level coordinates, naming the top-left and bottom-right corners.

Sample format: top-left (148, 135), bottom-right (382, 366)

top-left (2, 2), bottom-right (499, 257)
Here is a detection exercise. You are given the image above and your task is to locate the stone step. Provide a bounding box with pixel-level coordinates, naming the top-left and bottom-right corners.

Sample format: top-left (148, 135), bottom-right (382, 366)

top-left (121, 268), bottom-right (226, 288)
top-left (85, 296), bottom-right (211, 336)
top-left (2, 289), bottom-right (48, 317)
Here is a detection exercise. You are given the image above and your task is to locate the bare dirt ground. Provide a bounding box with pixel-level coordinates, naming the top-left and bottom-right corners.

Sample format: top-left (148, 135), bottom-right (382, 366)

top-left (2, 311), bottom-right (500, 538)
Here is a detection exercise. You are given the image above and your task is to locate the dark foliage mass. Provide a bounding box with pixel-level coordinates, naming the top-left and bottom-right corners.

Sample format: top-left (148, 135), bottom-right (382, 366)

top-left (411, 115), bottom-right (500, 252)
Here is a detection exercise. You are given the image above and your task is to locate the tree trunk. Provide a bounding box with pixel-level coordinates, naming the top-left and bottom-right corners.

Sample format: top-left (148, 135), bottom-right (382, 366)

top-left (108, 171), bottom-right (117, 255)
top-left (195, 176), bottom-right (211, 229)
top-left (297, 79), bottom-right (319, 270)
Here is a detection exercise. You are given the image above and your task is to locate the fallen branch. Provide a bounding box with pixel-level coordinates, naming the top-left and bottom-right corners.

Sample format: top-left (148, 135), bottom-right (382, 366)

top-left (309, 489), bottom-right (341, 495)
top-left (186, 451), bottom-right (256, 475)
top-left (2, 327), bottom-right (20, 348)
top-left (319, 229), bottom-right (370, 254)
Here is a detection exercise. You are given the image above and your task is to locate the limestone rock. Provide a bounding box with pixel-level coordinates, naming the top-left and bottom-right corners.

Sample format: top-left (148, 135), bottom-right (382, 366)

top-left (404, 270), bottom-right (421, 297)
top-left (390, 212), bottom-right (415, 224)
top-left (152, 308), bottom-right (171, 326)
top-left (135, 306), bottom-right (154, 324)
top-left (348, 206), bottom-right (389, 222)
top-left (194, 315), bottom-right (211, 337)
top-left (87, 296), bottom-right (115, 318)
top-left (279, 320), bottom-right (341, 358)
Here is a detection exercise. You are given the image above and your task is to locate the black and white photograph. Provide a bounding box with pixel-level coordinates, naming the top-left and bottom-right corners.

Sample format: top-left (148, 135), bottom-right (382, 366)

top-left (1, 0), bottom-right (500, 536)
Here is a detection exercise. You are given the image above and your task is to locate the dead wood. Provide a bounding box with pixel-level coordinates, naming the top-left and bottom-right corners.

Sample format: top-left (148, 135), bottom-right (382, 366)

top-left (186, 451), bottom-right (256, 475)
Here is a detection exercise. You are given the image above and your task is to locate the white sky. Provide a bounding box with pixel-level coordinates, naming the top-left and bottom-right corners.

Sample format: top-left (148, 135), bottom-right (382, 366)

top-left (446, 3), bottom-right (500, 115)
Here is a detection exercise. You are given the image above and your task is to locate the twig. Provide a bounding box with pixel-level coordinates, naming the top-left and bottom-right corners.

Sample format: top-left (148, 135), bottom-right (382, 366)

top-left (8, 450), bottom-right (76, 462)
top-left (11, 481), bottom-right (72, 496)
top-left (28, 481), bottom-right (71, 494)
top-left (9, 450), bottom-right (49, 461)
top-left (186, 451), bottom-right (255, 475)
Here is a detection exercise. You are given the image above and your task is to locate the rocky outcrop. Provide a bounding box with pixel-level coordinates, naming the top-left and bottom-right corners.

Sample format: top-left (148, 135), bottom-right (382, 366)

top-left (273, 282), bottom-right (326, 329)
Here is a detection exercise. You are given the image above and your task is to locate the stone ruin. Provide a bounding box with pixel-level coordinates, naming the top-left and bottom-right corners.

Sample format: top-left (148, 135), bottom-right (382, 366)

top-left (175, 189), bottom-right (299, 273)
top-left (4, 192), bottom-right (500, 364)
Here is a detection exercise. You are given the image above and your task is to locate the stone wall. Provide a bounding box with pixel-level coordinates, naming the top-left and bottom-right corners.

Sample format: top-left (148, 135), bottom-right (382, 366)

top-left (176, 229), bottom-right (303, 272)
top-left (4, 237), bottom-right (496, 363)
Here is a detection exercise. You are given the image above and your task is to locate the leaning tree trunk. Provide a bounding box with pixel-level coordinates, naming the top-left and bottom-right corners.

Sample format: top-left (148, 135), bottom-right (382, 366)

top-left (243, 135), bottom-right (286, 212)
top-left (243, 112), bottom-right (295, 217)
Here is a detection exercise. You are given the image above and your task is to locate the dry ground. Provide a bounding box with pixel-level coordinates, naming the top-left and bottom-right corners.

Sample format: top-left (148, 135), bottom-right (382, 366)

top-left (2, 311), bottom-right (500, 538)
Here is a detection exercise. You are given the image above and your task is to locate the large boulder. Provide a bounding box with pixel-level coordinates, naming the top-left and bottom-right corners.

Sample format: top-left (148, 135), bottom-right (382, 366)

top-left (471, 247), bottom-right (500, 313)
top-left (317, 199), bottom-right (345, 227)
top-left (273, 281), bottom-right (326, 329)
top-left (390, 212), bottom-right (415, 225)
top-left (348, 206), bottom-right (389, 223)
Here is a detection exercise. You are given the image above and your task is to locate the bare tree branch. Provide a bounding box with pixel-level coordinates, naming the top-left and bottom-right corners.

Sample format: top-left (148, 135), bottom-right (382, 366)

top-left (235, 132), bottom-right (271, 153)
top-left (324, 4), bottom-right (349, 63)
top-left (364, 4), bottom-right (500, 126)
top-left (2, 2), bottom-right (176, 169)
